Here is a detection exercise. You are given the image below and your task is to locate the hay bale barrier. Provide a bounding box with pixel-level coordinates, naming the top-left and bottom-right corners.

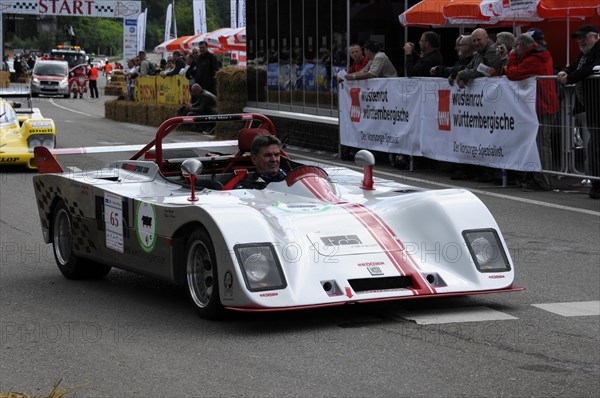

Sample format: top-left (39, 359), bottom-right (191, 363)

top-left (215, 66), bottom-right (247, 139)
top-left (104, 67), bottom-right (248, 135)
top-left (0, 71), bottom-right (10, 88)
top-left (104, 99), bottom-right (178, 128)
top-left (104, 70), bottom-right (127, 97)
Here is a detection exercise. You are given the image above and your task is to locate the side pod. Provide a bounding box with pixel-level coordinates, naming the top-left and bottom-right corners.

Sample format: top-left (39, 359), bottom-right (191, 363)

top-left (34, 146), bottom-right (64, 174)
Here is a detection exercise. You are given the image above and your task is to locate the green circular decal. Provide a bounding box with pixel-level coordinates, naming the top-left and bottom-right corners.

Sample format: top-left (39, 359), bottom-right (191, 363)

top-left (136, 201), bottom-right (157, 253)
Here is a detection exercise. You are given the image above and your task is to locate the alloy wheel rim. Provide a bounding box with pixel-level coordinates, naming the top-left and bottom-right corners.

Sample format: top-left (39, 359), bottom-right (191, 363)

top-left (54, 209), bottom-right (72, 265)
top-left (187, 240), bottom-right (214, 308)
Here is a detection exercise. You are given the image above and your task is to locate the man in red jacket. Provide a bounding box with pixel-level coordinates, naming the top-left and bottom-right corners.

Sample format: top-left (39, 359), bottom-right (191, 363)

top-left (506, 32), bottom-right (559, 191)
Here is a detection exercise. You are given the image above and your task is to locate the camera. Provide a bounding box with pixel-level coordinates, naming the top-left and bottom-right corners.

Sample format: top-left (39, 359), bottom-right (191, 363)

top-left (496, 46), bottom-right (505, 53)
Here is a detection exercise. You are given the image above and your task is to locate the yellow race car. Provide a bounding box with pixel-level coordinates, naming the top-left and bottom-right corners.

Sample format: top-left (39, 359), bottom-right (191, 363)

top-left (1, 88), bottom-right (56, 169)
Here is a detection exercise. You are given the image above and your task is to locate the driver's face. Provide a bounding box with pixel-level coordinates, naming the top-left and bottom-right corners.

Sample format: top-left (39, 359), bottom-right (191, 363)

top-left (252, 144), bottom-right (281, 176)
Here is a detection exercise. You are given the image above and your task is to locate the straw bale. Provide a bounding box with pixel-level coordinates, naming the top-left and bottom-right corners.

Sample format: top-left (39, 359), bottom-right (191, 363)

top-left (113, 99), bottom-right (130, 121)
top-left (216, 67), bottom-right (247, 102)
top-left (0, 71), bottom-right (9, 88)
top-left (111, 71), bottom-right (126, 82)
top-left (129, 102), bottom-right (148, 125)
top-left (104, 82), bottom-right (126, 97)
top-left (104, 99), bottom-right (116, 119)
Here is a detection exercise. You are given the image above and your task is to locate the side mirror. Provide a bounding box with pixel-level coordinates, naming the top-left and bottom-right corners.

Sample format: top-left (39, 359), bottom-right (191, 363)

top-left (181, 158), bottom-right (203, 177)
top-left (354, 150), bottom-right (375, 167)
top-left (354, 150), bottom-right (375, 190)
top-left (181, 158), bottom-right (204, 202)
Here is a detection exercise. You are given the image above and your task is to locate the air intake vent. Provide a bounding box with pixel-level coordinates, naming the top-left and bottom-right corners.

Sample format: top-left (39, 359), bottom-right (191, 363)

top-left (348, 276), bottom-right (413, 292)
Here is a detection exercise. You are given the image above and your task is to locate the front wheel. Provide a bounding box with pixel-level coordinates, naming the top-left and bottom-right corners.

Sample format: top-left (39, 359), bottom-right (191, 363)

top-left (185, 228), bottom-right (223, 319)
top-left (52, 201), bottom-right (111, 279)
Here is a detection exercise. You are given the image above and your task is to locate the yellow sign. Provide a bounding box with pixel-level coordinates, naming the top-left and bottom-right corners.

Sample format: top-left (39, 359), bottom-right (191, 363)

top-left (134, 76), bottom-right (191, 105)
top-left (134, 76), bottom-right (157, 103)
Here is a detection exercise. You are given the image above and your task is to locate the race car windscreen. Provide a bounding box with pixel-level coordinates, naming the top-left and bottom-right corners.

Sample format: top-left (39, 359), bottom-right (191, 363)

top-left (0, 101), bottom-right (18, 125)
top-left (34, 62), bottom-right (68, 76)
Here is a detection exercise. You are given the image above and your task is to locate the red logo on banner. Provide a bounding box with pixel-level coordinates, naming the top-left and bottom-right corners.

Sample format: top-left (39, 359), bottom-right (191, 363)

top-left (438, 89), bottom-right (451, 131)
top-left (350, 88), bottom-right (361, 123)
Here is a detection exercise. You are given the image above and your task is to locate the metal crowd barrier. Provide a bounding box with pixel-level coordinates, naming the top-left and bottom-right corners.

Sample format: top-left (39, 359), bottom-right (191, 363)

top-left (537, 74), bottom-right (599, 181)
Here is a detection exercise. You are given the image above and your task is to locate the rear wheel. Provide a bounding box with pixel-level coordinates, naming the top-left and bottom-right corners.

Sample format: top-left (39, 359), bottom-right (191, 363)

top-left (52, 201), bottom-right (111, 279)
top-left (185, 228), bottom-right (223, 319)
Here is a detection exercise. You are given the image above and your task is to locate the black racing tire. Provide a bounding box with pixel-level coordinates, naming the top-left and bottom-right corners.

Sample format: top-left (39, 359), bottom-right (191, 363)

top-left (51, 201), bottom-right (111, 279)
top-left (185, 228), bottom-right (223, 319)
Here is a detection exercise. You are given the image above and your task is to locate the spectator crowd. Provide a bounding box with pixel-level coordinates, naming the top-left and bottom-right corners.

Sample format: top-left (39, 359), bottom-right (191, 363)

top-left (340, 24), bottom-right (600, 199)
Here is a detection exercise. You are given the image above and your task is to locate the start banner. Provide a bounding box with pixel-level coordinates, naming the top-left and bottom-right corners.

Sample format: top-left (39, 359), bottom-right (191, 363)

top-left (339, 77), bottom-right (541, 171)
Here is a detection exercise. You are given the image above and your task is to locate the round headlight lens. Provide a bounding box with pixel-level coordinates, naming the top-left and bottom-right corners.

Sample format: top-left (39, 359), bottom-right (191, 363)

top-left (243, 253), bottom-right (270, 283)
top-left (471, 237), bottom-right (495, 266)
top-left (28, 138), bottom-right (42, 150)
top-left (42, 137), bottom-right (55, 149)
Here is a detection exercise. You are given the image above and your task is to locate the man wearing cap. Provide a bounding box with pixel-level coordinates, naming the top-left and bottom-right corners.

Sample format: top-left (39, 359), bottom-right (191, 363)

top-left (557, 24), bottom-right (600, 199)
top-left (345, 41), bottom-right (397, 80)
top-left (527, 28), bottom-right (548, 49)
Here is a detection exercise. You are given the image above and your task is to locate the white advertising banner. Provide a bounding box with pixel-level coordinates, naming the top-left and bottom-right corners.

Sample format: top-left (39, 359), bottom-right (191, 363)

top-left (339, 78), bottom-right (423, 156)
top-left (164, 3), bottom-right (172, 42)
top-left (237, 0), bottom-right (246, 27)
top-left (136, 9), bottom-right (146, 52)
top-left (123, 18), bottom-right (138, 64)
top-left (420, 77), bottom-right (540, 171)
top-left (339, 77), bottom-right (541, 171)
top-left (230, 0), bottom-right (237, 28)
top-left (193, 0), bottom-right (207, 34)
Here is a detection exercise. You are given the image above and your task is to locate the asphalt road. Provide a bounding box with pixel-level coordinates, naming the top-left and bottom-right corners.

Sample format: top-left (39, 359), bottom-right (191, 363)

top-left (1, 81), bottom-right (599, 397)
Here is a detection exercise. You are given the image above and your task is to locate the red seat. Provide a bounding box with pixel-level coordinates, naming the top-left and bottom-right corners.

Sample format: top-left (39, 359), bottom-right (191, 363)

top-left (236, 128), bottom-right (273, 156)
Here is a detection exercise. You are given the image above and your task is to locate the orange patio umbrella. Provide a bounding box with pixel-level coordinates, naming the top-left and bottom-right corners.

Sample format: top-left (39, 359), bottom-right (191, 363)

top-left (537, 0), bottom-right (599, 19)
top-left (443, 0), bottom-right (599, 22)
top-left (399, 0), bottom-right (454, 26)
top-left (164, 36), bottom-right (194, 53)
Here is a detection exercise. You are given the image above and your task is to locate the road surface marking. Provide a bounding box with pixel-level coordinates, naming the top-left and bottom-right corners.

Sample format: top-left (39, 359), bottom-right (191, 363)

top-left (532, 301), bottom-right (600, 317)
top-left (390, 306), bottom-right (518, 325)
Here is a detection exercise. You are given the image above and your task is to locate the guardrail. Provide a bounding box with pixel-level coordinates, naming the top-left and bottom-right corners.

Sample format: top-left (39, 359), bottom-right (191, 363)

top-left (541, 75), bottom-right (599, 181)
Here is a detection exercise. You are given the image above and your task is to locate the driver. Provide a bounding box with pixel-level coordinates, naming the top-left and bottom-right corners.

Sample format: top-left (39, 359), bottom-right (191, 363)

top-left (234, 134), bottom-right (287, 189)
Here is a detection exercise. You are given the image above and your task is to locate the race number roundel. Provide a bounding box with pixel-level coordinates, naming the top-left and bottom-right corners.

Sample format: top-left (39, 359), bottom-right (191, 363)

top-left (136, 202), bottom-right (157, 253)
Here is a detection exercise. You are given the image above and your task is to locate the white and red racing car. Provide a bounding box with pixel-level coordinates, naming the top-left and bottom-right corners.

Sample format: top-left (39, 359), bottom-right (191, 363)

top-left (33, 114), bottom-right (523, 319)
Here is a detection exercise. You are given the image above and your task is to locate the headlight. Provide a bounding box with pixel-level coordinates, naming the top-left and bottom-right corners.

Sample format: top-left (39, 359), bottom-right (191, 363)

top-left (42, 137), bottom-right (55, 149)
top-left (235, 243), bottom-right (286, 291)
top-left (32, 77), bottom-right (40, 84)
top-left (28, 138), bottom-right (42, 151)
top-left (28, 134), bottom-right (54, 151)
top-left (463, 229), bottom-right (511, 272)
